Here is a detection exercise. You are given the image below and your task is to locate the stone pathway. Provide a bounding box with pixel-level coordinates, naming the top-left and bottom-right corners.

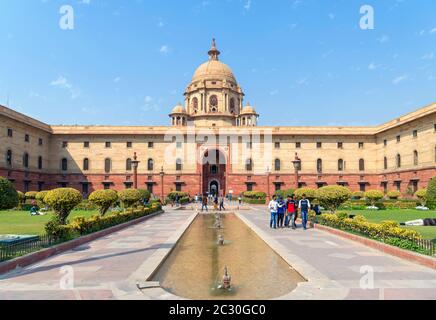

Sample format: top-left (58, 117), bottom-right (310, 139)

top-left (238, 207), bottom-right (436, 300)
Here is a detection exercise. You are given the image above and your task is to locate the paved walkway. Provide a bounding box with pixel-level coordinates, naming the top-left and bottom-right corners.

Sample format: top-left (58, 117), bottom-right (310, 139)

top-left (239, 207), bottom-right (436, 300)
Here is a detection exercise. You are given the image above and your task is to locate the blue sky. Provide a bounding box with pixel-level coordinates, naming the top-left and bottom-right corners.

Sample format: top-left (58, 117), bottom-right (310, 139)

top-left (0, 0), bottom-right (435, 126)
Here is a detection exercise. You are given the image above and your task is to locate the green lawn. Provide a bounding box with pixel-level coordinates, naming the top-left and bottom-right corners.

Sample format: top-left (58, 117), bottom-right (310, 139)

top-left (0, 210), bottom-right (101, 235)
top-left (340, 209), bottom-right (436, 240)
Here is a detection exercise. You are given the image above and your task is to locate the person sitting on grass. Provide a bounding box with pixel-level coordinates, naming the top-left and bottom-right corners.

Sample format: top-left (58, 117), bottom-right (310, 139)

top-left (400, 218), bottom-right (436, 227)
top-left (30, 205), bottom-right (45, 216)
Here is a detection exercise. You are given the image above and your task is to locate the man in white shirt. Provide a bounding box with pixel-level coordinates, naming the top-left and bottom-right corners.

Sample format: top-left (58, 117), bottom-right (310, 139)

top-left (298, 194), bottom-right (311, 230)
top-left (268, 195), bottom-right (279, 229)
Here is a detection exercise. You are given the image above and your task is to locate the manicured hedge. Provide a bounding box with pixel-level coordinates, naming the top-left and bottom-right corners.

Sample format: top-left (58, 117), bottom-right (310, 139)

top-left (242, 191), bottom-right (266, 200)
top-left (242, 198), bottom-right (266, 205)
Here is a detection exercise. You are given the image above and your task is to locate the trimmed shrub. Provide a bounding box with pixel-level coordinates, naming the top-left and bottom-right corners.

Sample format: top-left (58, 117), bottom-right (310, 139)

top-left (25, 191), bottom-right (38, 200)
top-left (138, 189), bottom-right (151, 202)
top-left (426, 177), bottom-right (436, 209)
top-left (89, 190), bottom-right (118, 216)
top-left (294, 188), bottom-right (317, 201)
top-left (364, 190), bottom-right (384, 206)
top-left (0, 177), bottom-right (19, 210)
top-left (118, 189), bottom-right (142, 208)
top-left (242, 191), bottom-right (267, 200)
top-left (44, 188), bottom-right (83, 224)
top-left (351, 191), bottom-right (364, 200)
top-left (387, 190), bottom-right (401, 200)
top-left (73, 200), bottom-right (98, 211)
top-left (17, 191), bottom-right (25, 202)
top-left (414, 189), bottom-right (427, 207)
top-left (167, 191), bottom-right (189, 201)
top-left (274, 188), bottom-right (295, 199)
top-left (35, 191), bottom-right (49, 208)
top-left (316, 186), bottom-right (351, 213)
top-left (243, 198), bottom-right (266, 205)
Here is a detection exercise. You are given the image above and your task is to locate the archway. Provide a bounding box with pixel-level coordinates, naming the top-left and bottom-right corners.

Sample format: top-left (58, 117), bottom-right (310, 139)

top-left (202, 149), bottom-right (227, 196)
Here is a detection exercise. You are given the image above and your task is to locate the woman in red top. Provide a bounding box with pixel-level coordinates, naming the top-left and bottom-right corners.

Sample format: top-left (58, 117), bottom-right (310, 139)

top-left (285, 196), bottom-right (297, 229)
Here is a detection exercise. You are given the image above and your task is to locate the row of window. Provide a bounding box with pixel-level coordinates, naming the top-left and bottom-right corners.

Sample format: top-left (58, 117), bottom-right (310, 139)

top-left (62, 141), bottom-right (155, 149)
top-left (6, 129), bottom-right (43, 145)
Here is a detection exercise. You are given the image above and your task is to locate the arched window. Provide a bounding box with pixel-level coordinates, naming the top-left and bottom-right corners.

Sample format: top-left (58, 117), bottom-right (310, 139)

top-left (229, 98), bottom-right (236, 114)
top-left (384, 157), bottom-right (388, 170)
top-left (83, 158), bottom-right (89, 171)
top-left (6, 150), bottom-right (12, 167)
top-left (192, 97), bottom-right (199, 113)
top-left (242, 117), bottom-right (246, 126)
top-left (105, 158), bottom-right (111, 173)
top-left (413, 150), bottom-right (418, 166)
top-left (246, 158), bottom-right (253, 171)
top-left (38, 156), bottom-right (43, 170)
top-left (338, 159), bottom-right (344, 171)
top-left (126, 158), bottom-right (132, 171)
top-left (176, 117), bottom-right (181, 125)
top-left (396, 154), bottom-right (401, 168)
top-left (148, 159), bottom-right (154, 171)
top-left (209, 95), bottom-right (218, 112)
top-left (176, 158), bottom-right (182, 171)
top-left (61, 158), bottom-right (68, 171)
top-left (23, 153), bottom-right (29, 168)
top-left (275, 159), bottom-right (281, 171)
top-left (359, 159), bottom-right (365, 171)
top-left (317, 159), bottom-right (323, 173)
top-left (211, 165), bottom-right (218, 174)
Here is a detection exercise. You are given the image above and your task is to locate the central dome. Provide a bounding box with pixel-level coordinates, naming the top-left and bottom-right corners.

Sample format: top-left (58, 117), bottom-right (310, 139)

top-left (191, 39), bottom-right (237, 84)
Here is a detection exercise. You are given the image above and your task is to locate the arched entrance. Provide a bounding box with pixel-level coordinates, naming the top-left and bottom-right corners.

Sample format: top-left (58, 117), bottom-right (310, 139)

top-left (202, 149), bottom-right (227, 196)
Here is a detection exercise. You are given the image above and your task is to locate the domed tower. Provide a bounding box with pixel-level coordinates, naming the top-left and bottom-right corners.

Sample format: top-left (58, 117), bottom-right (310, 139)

top-left (183, 39), bottom-right (245, 127)
top-left (169, 103), bottom-right (188, 126)
top-left (239, 103), bottom-right (259, 127)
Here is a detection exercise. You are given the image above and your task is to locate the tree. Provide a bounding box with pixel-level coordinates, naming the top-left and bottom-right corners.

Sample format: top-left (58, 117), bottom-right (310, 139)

top-left (387, 190), bottom-right (401, 200)
top-left (137, 189), bottom-right (151, 203)
top-left (44, 188), bottom-right (82, 224)
top-left (351, 191), bottom-right (364, 200)
top-left (0, 177), bottom-right (19, 210)
top-left (364, 190), bottom-right (384, 207)
top-left (414, 189), bottom-right (427, 207)
top-left (294, 188), bottom-right (317, 201)
top-left (35, 191), bottom-right (49, 208)
top-left (118, 189), bottom-right (142, 209)
top-left (426, 177), bottom-right (436, 209)
top-left (316, 186), bottom-right (351, 213)
top-left (88, 189), bottom-right (118, 216)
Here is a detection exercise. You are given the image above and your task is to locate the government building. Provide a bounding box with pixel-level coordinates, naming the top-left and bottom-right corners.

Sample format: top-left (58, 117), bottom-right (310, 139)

top-left (1, 40), bottom-right (435, 200)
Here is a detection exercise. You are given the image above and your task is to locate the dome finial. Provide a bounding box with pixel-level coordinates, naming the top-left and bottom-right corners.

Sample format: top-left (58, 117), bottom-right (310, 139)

top-left (208, 38), bottom-right (220, 61)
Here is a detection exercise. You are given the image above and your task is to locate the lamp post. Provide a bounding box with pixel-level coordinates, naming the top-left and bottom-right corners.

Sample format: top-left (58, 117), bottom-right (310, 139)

top-left (292, 153), bottom-right (301, 189)
top-left (131, 152), bottom-right (140, 189)
top-left (160, 166), bottom-right (165, 202)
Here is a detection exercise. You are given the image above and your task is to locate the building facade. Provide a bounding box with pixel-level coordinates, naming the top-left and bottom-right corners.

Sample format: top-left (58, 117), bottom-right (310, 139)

top-left (1, 40), bottom-right (435, 199)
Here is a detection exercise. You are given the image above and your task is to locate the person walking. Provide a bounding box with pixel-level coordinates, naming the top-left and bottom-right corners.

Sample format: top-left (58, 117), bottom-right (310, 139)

top-left (298, 194), bottom-right (311, 230)
top-left (201, 195), bottom-right (208, 212)
top-left (213, 195), bottom-right (219, 211)
top-left (268, 195), bottom-right (278, 229)
top-left (277, 197), bottom-right (286, 228)
top-left (285, 195), bottom-right (297, 229)
top-left (219, 195), bottom-right (225, 211)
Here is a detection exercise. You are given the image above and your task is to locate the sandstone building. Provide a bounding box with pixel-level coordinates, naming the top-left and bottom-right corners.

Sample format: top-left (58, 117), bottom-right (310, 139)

top-left (1, 40), bottom-right (435, 199)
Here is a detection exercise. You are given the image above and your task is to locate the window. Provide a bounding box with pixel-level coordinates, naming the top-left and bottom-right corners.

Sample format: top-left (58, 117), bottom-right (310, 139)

top-left (38, 182), bottom-right (44, 192)
top-left (246, 183), bottom-right (253, 192)
top-left (23, 153), bottom-right (29, 168)
top-left (411, 180), bottom-right (418, 193)
top-left (384, 157), bottom-right (388, 170)
top-left (359, 159), bottom-right (365, 171)
top-left (7, 128), bottom-right (13, 137)
top-left (210, 165), bottom-right (218, 174)
top-left (82, 183), bottom-right (89, 195)
top-left (338, 142), bottom-right (343, 149)
top-left (338, 159), bottom-right (344, 171)
top-left (317, 159), bottom-right (323, 173)
top-left (358, 142), bottom-right (364, 149)
top-left (384, 139), bottom-right (387, 147)
top-left (83, 158), bottom-right (89, 171)
top-left (147, 183), bottom-right (154, 194)
top-left (246, 158), bottom-right (253, 171)
top-left (127, 142), bottom-right (132, 148)
top-left (126, 158), bottom-right (132, 171)
top-left (25, 134), bottom-right (30, 142)
top-left (396, 135), bottom-right (401, 143)
top-left (275, 142), bottom-right (280, 149)
top-left (274, 159), bottom-right (281, 171)
top-left (296, 142), bottom-right (301, 149)
top-left (176, 158), bottom-right (182, 171)
top-left (84, 141), bottom-right (90, 148)
top-left (62, 141), bottom-right (68, 148)
top-left (395, 181), bottom-right (401, 192)
top-left (24, 181), bottom-right (30, 193)
top-left (147, 159), bottom-right (154, 171)
top-left (246, 142), bottom-right (252, 149)
top-left (6, 150), bottom-right (12, 167)
top-left (192, 97), bottom-right (199, 113)
top-left (434, 124), bottom-right (436, 132)
top-left (209, 95), bottom-right (218, 112)
top-left (359, 183), bottom-right (366, 192)
top-left (176, 142), bottom-right (182, 149)
top-left (317, 142), bottom-right (322, 149)
top-left (105, 158), bottom-right (111, 173)
top-left (38, 138), bottom-right (43, 146)
top-left (61, 158), bottom-right (68, 171)
top-left (38, 156), bottom-right (43, 170)
top-left (396, 154), bottom-right (401, 168)
top-left (382, 182), bottom-right (388, 194)
top-left (413, 151), bottom-right (418, 166)
top-left (148, 142), bottom-right (154, 149)
top-left (274, 183), bottom-right (282, 192)
top-left (105, 142), bottom-right (111, 148)
top-left (175, 183), bottom-right (182, 192)
top-left (413, 130), bottom-right (418, 138)
top-left (229, 98), bottom-right (236, 114)
top-left (103, 183), bottom-right (111, 190)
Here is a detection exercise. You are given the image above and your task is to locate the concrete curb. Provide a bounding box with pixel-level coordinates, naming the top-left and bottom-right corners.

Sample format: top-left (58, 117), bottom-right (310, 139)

top-left (0, 210), bottom-right (164, 276)
top-left (312, 223), bottom-right (436, 270)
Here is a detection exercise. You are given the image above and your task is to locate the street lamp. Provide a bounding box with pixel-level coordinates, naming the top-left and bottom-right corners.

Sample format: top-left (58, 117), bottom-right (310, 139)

top-left (131, 152), bottom-right (140, 189)
top-left (292, 153), bottom-right (301, 189)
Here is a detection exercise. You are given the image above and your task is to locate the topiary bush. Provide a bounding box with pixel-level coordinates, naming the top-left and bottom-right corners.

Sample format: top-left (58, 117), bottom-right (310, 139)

top-left (426, 177), bottom-right (436, 209)
top-left (89, 189), bottom-right (118, 216)
top-left (351, 191), bottom-right (364, 200)
top-left (118, 189), bottom-right (142, 208)
top-left (0, 177), bottom-right (19, 210)
top-left (25, 191), bottom-right (38, 200)
top-left (294, 188), bottom-right (317, 201)
top-left (35, 191), bottom-right (49, 208)
top-left (387, 190), bottom-right (401, 200)
top-left (44, 188), bottom-right (83, 224)
top-left (364, 190), bottom-right (384, 207)
top-left (316, 186), bottom-right (351, 213)
top-left (167, 191), bottom-right (189, 201)
top-left (138, 189), bottom-right (151, 202)
top-left (274, 188), bottom-right (295, 199)
top-left (414, 189), bottom-right (427, 207)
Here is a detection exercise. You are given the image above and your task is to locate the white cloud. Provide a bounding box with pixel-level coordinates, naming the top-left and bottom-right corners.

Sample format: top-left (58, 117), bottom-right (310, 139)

top-left (368, 62), bottom-right (379, 70)
top-left (269, 89), bottom-right (279, 96)
top-left (50, 76), bottom-right (79, 99)
top-left (328, 13), bottom-right (335, 20)
top-left (159, 45), bottom-right (169, 55)
top-left (392, 74), bottom-right (409, 85)
top-left (113, 77), bottom-right (121, 83)
top-left (244, 0), bottom-right (251, 11)
top-left (430, 27), bottom-right (436, 34)
top-left (421, 53), bottom-right (434, 60)
top-left (377, 35), bottom-right (390, 43)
